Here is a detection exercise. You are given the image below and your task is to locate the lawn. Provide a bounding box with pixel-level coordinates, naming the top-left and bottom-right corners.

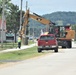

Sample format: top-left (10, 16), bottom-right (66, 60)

top-left (0, 46), bottom-right (50, 64)
top-left (0, 40), bottom-right (34, 51)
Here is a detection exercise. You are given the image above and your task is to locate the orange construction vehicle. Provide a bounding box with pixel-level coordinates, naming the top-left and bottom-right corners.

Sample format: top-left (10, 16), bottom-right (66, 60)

top-left (19, 9), bottom-right (55, 45)
top-left (53, 25), bottom-right (75, 48)
top-left (20, 9), bottom-right (75, 48)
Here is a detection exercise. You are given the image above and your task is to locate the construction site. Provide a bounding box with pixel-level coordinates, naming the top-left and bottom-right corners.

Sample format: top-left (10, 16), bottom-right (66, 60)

top-left (0, 0), bottom-right (76, 75)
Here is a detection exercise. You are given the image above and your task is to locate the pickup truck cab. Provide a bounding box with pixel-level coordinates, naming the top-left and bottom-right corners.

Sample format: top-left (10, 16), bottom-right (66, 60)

top-left (37, 34), bottom-right (58, 53)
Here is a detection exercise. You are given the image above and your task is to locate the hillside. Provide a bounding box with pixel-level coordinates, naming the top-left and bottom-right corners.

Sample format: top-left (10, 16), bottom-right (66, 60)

top-left (43, 11), bottom-right (76, 25)
top-left (28, 11), bottom-right (76, 37)
top-left (29, 11), bottom-right (76, 28)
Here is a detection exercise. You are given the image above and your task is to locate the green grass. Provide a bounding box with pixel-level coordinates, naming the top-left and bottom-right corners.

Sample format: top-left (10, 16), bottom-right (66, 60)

top-left (0, 42), bottom-right (18, 50)
top-left (28, 40), bottom-right (35, 45)
top-left (0, 40), bottom-right (34, 51)
top-left (0, 46), bottom-right (49, 64)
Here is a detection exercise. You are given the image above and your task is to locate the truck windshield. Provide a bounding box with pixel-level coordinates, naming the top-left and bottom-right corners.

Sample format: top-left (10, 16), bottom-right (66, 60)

top-left (40, 35), bottom-right (54, 40)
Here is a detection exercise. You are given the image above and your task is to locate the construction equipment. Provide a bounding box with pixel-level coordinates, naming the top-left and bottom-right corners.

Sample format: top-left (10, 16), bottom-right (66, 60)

top-left (19, 9), bottom-right (55, 45)
top-left (20, 9), bottom-right (75, 48)
top-left (54, 25), bottom-right (75, 48)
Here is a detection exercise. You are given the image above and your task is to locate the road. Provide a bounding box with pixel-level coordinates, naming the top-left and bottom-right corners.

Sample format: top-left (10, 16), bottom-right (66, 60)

top-left (0, 42), bottom-right (76, 75)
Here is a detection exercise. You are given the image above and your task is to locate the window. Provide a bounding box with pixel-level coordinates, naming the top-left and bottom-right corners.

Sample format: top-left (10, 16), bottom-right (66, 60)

top-left (40, 35), bottom-right (54, 40)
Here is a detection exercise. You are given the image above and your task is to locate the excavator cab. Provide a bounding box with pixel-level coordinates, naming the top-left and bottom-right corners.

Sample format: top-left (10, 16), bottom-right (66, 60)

top-left (48, 25), bottom-right (69, 38)
top-left (55, 26), bottom-right (67, 38)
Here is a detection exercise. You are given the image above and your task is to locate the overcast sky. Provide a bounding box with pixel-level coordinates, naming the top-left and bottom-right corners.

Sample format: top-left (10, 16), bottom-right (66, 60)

top-left (11, 0), bottom-right (76, 15)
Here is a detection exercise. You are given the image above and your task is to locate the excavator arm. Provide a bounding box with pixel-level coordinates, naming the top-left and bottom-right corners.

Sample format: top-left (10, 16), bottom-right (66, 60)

top-left (20, 9), bottom-right (55, 44)
top-left (23, 9), bottom-right (55, 26)
top-left (29, 13), bottom-right (54, 25)
top-left (21, 9), bottom-right (55, 35)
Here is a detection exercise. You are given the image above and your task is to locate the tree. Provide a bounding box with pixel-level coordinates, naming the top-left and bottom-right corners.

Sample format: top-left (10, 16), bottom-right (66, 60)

top-left (0, 0), bottom-right (11, 16)
top-left (6, 3), bottom-right (25, 42)
top-left (0, 0), bottom-right (25, 42)
top-left (6, 4), bottom-right (25, 33)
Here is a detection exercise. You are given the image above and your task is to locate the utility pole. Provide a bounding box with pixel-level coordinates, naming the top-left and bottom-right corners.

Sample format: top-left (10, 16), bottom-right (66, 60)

top-left (19, 0), bottom-right (23, 31)
top-left (1, 0), bottom-right (5, 47)
top-left (26, 1), bottom-right (28, 10)
top-left (25, 1), bottom-right (28, 45)
top-left (20, 1), bottom-right (29, 45)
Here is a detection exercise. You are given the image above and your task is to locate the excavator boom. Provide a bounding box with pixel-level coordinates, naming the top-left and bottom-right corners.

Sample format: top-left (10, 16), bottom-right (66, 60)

top-left (29, 14), bottom-right (53, 25)
top-left (20, 9), bottom-right (55, 45)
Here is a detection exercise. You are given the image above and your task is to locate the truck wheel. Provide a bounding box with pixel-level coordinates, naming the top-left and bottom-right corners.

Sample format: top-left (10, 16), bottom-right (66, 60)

top-left (66, 41), bottom-right (72, 48)
top-left (54, 47), bottom-right (58, 52)
top-left (68, 41), bottom-right (72, 48)
top-left (62, 46), bottom-right (66, 48)
top-left (38, 48), bottom-right (42, 53)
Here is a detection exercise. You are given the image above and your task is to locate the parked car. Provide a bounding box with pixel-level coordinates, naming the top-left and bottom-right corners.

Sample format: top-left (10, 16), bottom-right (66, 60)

top-left (37, 34), bottom-right (58, 53)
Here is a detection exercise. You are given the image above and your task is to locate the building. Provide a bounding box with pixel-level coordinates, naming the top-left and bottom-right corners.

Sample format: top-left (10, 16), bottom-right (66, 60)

top-left (0, 19), bottom-right (6, 42)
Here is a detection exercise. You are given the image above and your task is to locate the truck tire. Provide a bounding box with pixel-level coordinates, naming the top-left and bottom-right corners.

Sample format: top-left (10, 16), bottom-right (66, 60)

top-left (69, 41), bottom-right (72, 48)
top-left (62, 46), bottom-right (66, 48)
top-left (38, 48), bottom-right (42, 53)
top-left (54, 47), bottom-right (58, 52)
top-left (67, 40), bottom-right (72, 48)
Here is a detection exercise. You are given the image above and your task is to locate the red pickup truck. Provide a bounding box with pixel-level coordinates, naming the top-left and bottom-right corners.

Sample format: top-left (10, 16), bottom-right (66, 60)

top-left (37, 34), bottom-right (58, 53)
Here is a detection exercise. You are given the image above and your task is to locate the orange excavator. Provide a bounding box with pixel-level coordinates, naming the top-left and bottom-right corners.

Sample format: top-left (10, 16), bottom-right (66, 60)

top-left (20, 9), bottom-right (75, 48)
top-left (19, 9), bottom-right (55, 45)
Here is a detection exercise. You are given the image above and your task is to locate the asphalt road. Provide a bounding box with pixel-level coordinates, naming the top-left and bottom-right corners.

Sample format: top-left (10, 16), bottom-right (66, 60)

top-left (0, 42), bottom-right (76, 75)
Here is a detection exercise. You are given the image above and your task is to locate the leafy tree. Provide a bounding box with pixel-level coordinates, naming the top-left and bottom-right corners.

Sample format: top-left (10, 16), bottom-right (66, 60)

top-left (6, 3), bottom-right (19, 32)
top-left (0, 0), bottom-right (11, 16)
top-left (6, 4), bottom-right (25, 33)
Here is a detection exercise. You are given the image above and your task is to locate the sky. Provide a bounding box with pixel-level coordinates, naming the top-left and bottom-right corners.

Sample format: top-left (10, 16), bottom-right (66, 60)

top-left (11, 0), bottom-right (76, 15)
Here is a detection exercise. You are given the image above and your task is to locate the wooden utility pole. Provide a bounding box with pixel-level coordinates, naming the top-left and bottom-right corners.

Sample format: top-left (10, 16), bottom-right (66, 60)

top-left (20, 1), bottom-right (29, 45)
top-left (24, 1), bottom-right (28, 45)
top-left (20, 0), bottom-right (23, 31)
